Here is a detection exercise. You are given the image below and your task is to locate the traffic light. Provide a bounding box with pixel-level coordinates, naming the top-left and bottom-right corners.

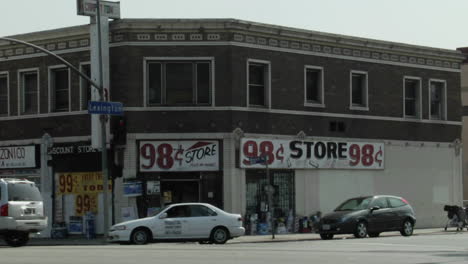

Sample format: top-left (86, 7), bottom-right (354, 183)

top-left (112, 116), bottom-right (126, 144)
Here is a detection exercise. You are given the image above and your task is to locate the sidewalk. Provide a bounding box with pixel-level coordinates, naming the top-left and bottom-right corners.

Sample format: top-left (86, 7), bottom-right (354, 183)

top-left (0, 228), bottom-right (455, 247)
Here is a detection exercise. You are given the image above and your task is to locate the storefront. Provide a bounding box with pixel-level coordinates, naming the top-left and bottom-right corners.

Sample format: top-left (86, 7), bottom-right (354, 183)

top-left (134, 140), bottom-right (223, 218)
top-left (48, 142), bottom-right (111, 236)
top-left (240, 137), bottom-right (385, 234)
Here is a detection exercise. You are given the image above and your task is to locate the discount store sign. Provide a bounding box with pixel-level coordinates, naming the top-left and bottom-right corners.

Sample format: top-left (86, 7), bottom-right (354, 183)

top-left (240, 138), bottom-right (384, 169)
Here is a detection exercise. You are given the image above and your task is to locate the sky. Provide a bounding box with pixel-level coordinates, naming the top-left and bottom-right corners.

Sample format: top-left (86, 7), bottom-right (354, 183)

top-left (1, 0), bottom-right (467, 50)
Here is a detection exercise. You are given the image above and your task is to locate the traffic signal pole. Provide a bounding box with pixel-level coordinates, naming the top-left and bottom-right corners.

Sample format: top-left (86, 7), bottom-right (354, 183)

top-left (95, 0), bottom-right (110, 239)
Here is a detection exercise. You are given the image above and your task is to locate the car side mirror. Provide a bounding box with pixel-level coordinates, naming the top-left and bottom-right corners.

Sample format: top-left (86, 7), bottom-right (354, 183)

top-left (370, 206), bottom-right (380, 212)
top-left (158, 213), bottom-right (168, 219)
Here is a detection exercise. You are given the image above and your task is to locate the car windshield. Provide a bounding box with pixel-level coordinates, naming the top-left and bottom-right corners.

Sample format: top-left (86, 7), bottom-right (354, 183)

top-left (8, 183), bottom-right (43, 201)
top-left (335, 197), bottom-right (372, 211)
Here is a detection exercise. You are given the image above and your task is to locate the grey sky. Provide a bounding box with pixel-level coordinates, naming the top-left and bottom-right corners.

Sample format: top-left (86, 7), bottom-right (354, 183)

top-left (1, 0), bottom-right (467, 50)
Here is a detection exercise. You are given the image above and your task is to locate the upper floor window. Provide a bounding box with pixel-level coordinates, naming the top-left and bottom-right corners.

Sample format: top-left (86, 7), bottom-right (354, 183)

top-left (350, 71), bottom-right (368, 110)
top-left (247, 59), bottom-right (270, 107)
top-left (19, 69), bottom-right (39, 115)
top-left (80, 63), bottom-right (92, 111)
top-left (429, 79), bottom-right (446, 120)
top-left (0, 73), bottom-right (8, 116)
top-left (146, 59), bottom-right (212, 106)
top-left (49, 67), bottom-right (70, 112)
top-left (304, 66), bottom-right (324, 107)
top-left (403, 77), bottom-right (421, 118)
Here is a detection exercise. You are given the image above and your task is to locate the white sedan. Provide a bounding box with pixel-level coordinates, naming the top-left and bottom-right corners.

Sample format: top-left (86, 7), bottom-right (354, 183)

top-left (108, 203), bottom-right (245, 245)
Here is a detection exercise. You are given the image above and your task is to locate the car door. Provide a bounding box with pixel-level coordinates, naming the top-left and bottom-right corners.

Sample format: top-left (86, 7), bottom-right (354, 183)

top-left (367, 197), bottom-right (394, 232)
top-left (159, 205), bottom-right (190, 239)
top-left (387, 197), bottom-right (408, 230)
top-left (185, 205), bottom-right (219, 238)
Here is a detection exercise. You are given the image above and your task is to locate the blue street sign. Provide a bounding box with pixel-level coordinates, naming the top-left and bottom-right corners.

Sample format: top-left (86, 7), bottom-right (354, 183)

top-left (88, 101), bottom-right (124, 115)
top-left (249, 156), bottom-right (266, 164)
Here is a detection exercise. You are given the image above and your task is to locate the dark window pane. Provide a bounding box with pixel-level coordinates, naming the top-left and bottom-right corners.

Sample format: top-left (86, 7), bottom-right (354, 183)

top-left (306, 69), bottom-right (320, 102)
top-left (404, 79), bottom-right (418, 117)
top-left (148, 63), bottom-right (162, 105)
top-left (0, 76), bottom-right (7, 115)
top-left (23, 72), bottom-right (38, 114)
top-left (196, 63), bottom-right (210, 104)
top-left (249, 64), bottom-right (266, 106)
top-left (405, 80), bottom-right (417, 98)
top-left (405, 100), bottom-right (415, 116)
top-left (430, 82), bottom-right (443, 118)
top-left (53, 69), bottom-right (69, 112)
top-left (351, 73), bottom-right (364, 106)
top-left (81, 64), bottom-right (91, 110)
top-left (166, 63), bottom-right (193, 105)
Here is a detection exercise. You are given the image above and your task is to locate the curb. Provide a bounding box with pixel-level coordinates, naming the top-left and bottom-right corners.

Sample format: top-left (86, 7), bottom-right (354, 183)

top-left (0, 228), bottom-right (455, 247)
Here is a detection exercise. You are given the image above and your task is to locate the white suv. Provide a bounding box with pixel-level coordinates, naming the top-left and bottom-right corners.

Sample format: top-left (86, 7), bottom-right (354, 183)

top-left (0, 179), bottom-right (47, 247)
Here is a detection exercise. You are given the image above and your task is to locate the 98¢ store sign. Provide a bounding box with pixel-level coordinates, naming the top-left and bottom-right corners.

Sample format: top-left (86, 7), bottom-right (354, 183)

top-left (139, 141), bottom-right (219, 172)
top-left (240, 138), bottom-right (384, 169)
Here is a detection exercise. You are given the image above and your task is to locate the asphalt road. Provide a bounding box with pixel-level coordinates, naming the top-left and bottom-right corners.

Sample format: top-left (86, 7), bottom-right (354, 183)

top-left (1, 232), bottom-right (468, 264)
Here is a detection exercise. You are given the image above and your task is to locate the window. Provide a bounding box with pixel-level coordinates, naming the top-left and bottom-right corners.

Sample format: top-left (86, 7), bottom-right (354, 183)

top-left (388, 198), bottom-right (407, 208)
top-left (247, 60), bottom-right (270, 107)
top-left (166, 205), bottom-right (190, 218)
top-left (80, 63), bottom-right (92, 110)
top-left (304, 66), bottom-right (324, 106)
top-left (350, 71), bottom-right (368, 110)
top-left (19, 70), bottom-right (39, 115)
top-left (371, 198), bottom-right (389, 208)
top-left (189, 205), bottom-right (217, 217)
top-left (146, 60), bottom-right (212, 106)
top-left (0, 73), bottom-right (8, 116)
top-left (49, 67), bottom-right (70, 112)
top-left (404, 77), bottom-right (421, 118)
top-left (429, 80), bottom-right (446, 120)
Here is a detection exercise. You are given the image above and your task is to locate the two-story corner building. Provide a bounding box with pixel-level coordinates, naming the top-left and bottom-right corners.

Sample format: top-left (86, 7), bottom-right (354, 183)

top-left (0, 19), bottom-right (464, 237)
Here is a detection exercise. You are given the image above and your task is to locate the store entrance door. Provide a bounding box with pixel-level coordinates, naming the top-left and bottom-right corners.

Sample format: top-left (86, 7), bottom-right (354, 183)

top-left (161, 180), bottom-right (200, 206)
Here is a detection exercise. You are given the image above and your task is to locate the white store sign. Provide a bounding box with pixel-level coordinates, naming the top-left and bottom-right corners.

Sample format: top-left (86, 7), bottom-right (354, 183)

top-left (240, 138), bottom-right (384, 169)
top-left (139, 141), bottom-right (219, 172)
top-left (0, 146), bottom-right (36, 169)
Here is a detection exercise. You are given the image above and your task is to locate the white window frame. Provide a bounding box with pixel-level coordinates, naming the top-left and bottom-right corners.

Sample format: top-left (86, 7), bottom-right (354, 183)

top-left (304, 65), bottom-right (325, 107)
top-left (143, 57), bottom-right (216, 107)
top-left (0, 71), bottom-right (9, 116)
top-left (349, 70), bottom-right (369, 111)
top-left (48, 65), bottom-right (71, 113)
top-left (17, 68), bottom-right (40, 115)
top-left (403, 76), bottom-right (422, 119)
top-left (247, 59), bottom-right (271, 108)
top-left (428, 78), bottom-right (447, 120)
top-left (79, 61), bottom-right (91, 111)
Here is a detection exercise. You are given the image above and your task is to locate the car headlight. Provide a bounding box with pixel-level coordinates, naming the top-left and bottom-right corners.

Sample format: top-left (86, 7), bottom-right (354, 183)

top-left (112, 225), bottom-right (127, 231)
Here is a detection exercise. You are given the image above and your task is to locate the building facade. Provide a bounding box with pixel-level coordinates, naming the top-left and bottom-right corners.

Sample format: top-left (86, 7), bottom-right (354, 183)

top-left (0, 19), bottom-right (464, 237)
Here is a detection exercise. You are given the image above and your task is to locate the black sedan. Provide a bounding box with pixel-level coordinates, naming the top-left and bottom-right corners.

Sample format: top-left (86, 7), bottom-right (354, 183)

top-left (318, 195), bottom-right (416, 240)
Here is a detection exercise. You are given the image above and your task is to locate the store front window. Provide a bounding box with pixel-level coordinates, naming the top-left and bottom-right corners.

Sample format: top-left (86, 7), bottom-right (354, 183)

top-left (245, 170), bottom-right (295, 235)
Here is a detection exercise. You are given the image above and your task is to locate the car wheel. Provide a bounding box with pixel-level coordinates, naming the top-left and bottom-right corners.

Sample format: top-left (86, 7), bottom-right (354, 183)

top-left (210, 227), bottom-right (229, 244)
top-left (4, 231), bottom-right (29, 247)
top-left (368, 232), bottom-right (380, 238)
top-left (131, 228), bottom-right (150, 245)
top-left (400, 220), bottom-right (414, 237)
top-left (354, 221), bottom-right (368, 238)
top-left (320, 234), bottom-right (334, 240)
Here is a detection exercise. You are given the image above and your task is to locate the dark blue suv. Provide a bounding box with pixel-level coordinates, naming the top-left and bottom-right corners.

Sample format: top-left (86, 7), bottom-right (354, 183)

top-left (318, 195), bottom-right (416, 240)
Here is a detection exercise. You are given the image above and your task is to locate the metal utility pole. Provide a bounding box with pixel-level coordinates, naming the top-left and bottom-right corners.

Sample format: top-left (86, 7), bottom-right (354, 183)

top-left (265, 156), bottom-right (275, 239)
top-left (95, 0), bottom-right (110, 239)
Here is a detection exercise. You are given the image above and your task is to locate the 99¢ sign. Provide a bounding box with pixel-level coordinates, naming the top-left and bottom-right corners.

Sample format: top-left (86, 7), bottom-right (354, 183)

top-left (139, 141), bottom-right (220, 172)
top-left (240, 138), bottom-right (384, 169)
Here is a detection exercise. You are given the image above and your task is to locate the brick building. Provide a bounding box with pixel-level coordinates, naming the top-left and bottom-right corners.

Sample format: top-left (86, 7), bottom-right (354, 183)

top-left (0, 19), bottom-right (464, 236)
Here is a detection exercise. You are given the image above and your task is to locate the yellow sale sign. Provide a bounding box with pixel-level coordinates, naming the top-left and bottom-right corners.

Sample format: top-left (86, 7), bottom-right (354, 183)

top-left (56, 172), bottom-right (112, 195)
